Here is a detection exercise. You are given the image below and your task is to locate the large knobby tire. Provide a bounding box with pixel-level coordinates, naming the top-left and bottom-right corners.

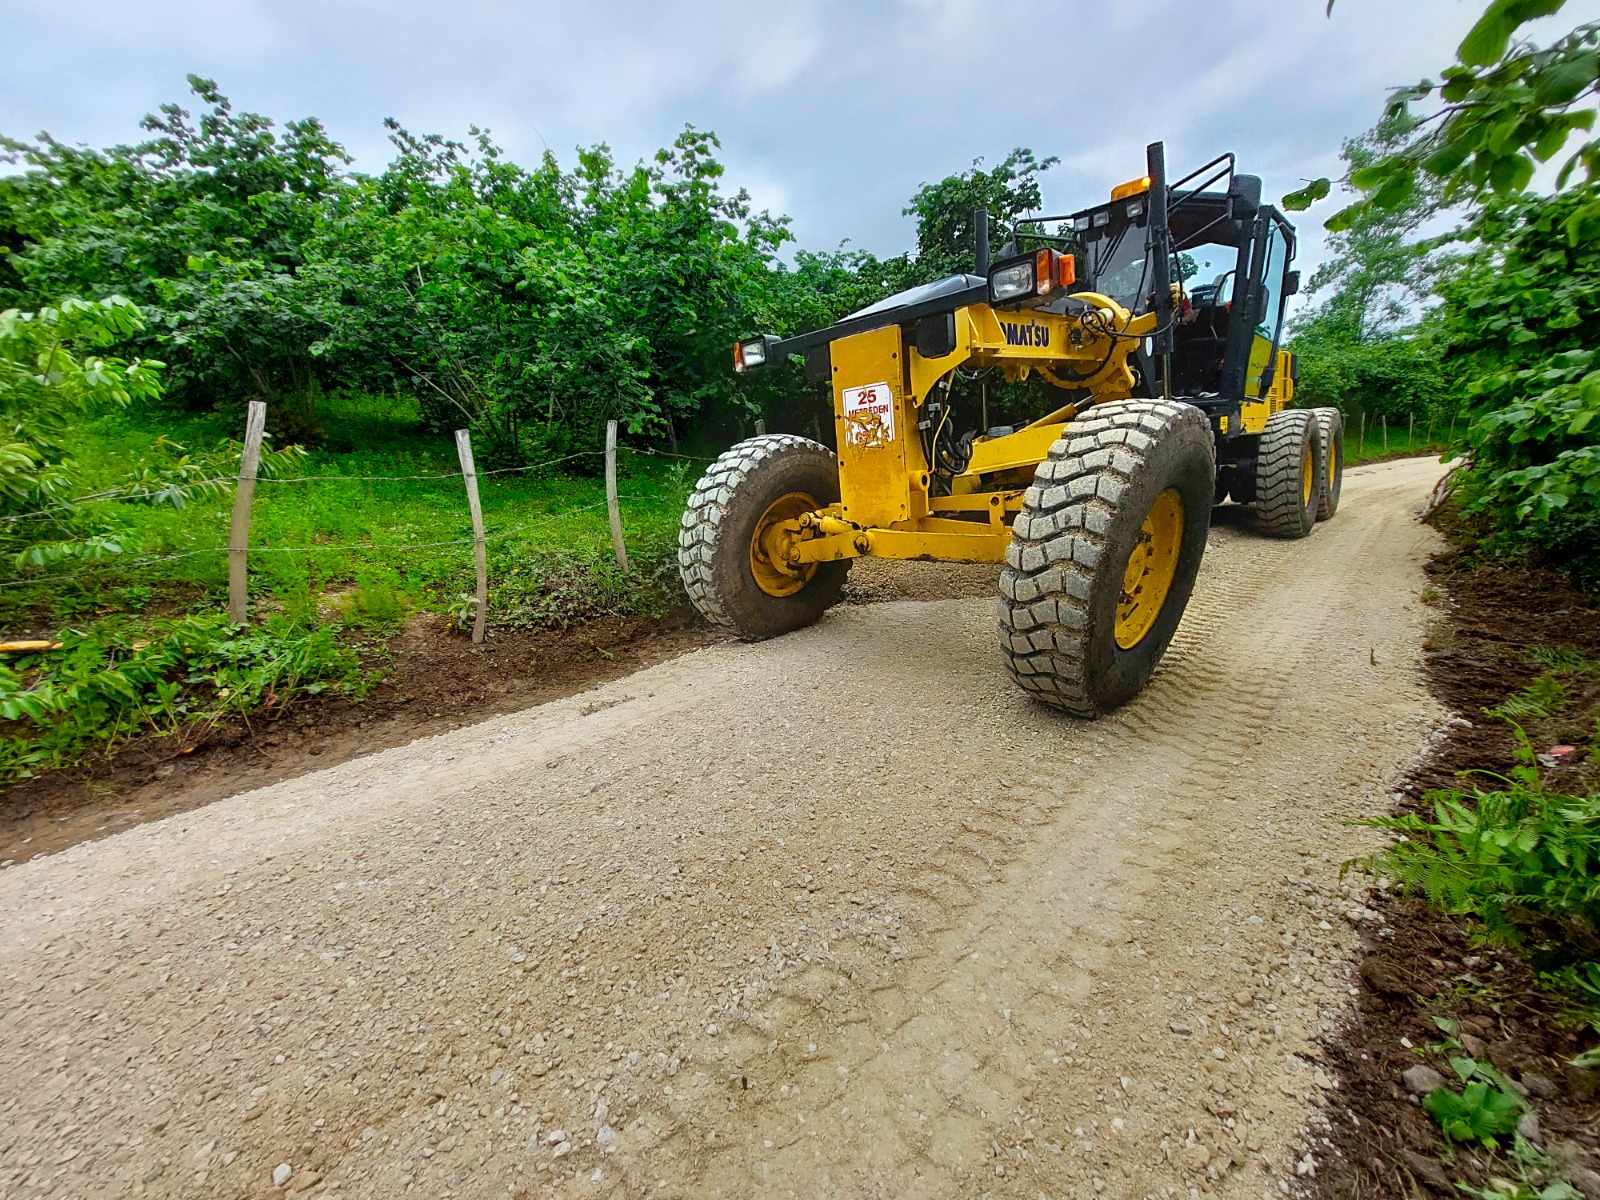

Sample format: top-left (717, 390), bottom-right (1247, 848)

top-left (1311, 407), bottom-right (1343, 521)
top-left (1254, 410), bottom-right (1323, 538)
top-left (998, 399), bottom-right (1215, 717)
top-left (678, 434), bottom-right (849, 640)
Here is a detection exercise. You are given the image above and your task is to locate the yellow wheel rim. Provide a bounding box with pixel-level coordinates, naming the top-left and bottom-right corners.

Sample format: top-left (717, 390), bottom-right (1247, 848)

top-left (1302, 441), bottom-right (1316, 507)
top-left (749, 491), bottom-right (817, 598)
top-left (1115, 488), bottom-right (1184, 651)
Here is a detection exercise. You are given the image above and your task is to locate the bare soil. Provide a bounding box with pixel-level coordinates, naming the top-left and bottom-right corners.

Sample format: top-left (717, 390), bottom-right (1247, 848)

top-left (1304, 542), bottom-right (1600, 1199)
top-left (0, 458), bottom-right (1450, 1199)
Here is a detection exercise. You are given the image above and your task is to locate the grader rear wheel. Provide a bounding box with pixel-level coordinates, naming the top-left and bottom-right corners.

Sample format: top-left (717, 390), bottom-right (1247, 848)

top-left (1311, 407), bottom-right (1343, 521)
top-left (1254, 409), bottom-right (1323, 538)
top-left (998, 399), bottom-right (1215, 717)
top-left (678, 434), bottom-right (849, 640)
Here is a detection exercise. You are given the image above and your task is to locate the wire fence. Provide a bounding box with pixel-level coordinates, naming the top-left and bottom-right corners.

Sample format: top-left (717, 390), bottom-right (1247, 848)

top-left (0, 498), bottom-right (651, 591)
top-left (0, 410), bottom-right (746, 609)
top-left (0, 444), bottom-right (722, 530)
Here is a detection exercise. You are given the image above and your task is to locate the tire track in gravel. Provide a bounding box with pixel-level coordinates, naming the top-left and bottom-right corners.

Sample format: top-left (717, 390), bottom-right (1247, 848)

top-left (0, 458), bottom-right (1444, 1200)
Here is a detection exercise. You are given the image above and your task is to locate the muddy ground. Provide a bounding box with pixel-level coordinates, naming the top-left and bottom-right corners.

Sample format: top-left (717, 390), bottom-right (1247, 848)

top-left (0, 457), bottom-right (1451, 1199)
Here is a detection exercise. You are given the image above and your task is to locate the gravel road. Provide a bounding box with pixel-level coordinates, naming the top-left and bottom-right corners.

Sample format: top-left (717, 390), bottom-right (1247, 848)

top-left (0, 457), bottom-right (1446, 1200)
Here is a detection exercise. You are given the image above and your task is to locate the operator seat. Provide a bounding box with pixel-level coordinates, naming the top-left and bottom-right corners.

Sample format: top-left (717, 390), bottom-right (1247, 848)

top-left (1172, 273), bottom-right (1232, 395)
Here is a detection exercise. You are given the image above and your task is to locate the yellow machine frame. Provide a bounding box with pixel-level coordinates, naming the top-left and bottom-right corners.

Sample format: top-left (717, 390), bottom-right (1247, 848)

top-left (760, 297), bottom-right (1296, 577)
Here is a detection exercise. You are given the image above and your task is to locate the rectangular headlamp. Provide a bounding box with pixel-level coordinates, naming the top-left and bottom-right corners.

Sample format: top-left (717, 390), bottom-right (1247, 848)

top-left (990, 261), bottom-right (1034, 302)
top-left (733, 335), bottom-right (779, 373)
top-left (989, 249), bottom-right (1075, 308)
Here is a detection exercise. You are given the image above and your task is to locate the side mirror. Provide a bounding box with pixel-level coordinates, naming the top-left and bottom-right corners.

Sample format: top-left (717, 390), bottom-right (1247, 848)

top-left (1285, 270), bottom-right (1301, 297)
top-left (1229, 174), bottom-right (1262, 219)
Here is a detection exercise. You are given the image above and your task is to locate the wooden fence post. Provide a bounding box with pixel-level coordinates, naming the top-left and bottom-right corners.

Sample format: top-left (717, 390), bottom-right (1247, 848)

top-left (1359, 411), bottom-right (1367, 455)
top-left (605, 420), bottom-right (630, 573)
top-left (454, 429), bottom-right (488, 645)
top-left (228, 400), bottom-right (267, 625)
top-left (1382, 414), bottom-right (1389, 453)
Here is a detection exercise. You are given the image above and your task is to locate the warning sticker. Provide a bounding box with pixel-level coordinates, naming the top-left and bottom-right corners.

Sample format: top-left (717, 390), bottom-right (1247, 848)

top-left (841, 381), bottom-right (895, 448)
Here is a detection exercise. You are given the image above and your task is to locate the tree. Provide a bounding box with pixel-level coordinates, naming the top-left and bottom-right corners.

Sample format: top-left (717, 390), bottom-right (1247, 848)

top-left (1, 77), bottom-right (351, 440)
top-left (902, 149), bottom-right (1058, 282)
top-left (1292, 0), bottom-right (1600, 575)
top-left (1286, 2), bottom-right (1599, 224)
top-left (1288, 115), bottom-right (1456, 419)
top-left (0, 297), bottom-right (164, 566)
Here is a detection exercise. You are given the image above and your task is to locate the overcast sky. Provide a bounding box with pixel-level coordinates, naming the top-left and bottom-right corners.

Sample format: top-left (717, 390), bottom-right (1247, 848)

top-left (7, 0), bottom-right (1599, 281)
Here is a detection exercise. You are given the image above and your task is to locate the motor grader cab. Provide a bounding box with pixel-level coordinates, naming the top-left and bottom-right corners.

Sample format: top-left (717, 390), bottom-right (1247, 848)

top-left (678, 143), bottom-right (1344, 716)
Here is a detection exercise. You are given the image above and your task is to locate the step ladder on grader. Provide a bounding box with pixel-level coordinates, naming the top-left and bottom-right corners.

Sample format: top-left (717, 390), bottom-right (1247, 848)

top-left (678, 143), bottom-right (1343, 716)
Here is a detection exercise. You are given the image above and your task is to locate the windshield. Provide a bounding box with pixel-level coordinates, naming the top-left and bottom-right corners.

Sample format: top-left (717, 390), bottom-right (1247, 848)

top-left (1076, 238), bottom-right (1242, 311)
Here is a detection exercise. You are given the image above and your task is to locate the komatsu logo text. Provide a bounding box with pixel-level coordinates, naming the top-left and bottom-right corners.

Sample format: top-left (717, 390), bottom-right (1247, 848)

top-left (1001, 322), bottom-right (1050, 347)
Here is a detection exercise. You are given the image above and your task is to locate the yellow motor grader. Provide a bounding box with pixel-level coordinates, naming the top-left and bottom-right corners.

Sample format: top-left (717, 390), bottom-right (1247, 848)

top-left (679, 143), bottom-right (1344, 715)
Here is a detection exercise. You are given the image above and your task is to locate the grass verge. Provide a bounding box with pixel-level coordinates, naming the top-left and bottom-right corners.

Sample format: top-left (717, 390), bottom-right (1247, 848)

top-left (0, 393), bottom-right (708, 788)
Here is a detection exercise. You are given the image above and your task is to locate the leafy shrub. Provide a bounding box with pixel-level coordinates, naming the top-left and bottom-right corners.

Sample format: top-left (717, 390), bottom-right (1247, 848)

top-left (0, 612), bottom-right (364, 785)
top-left (1356, 726), bottom-right (1600, 1014)
top-left (0, 297), bottom-right (164, 562)
top-left (1423, 1054), bottom-right (1528, 1146)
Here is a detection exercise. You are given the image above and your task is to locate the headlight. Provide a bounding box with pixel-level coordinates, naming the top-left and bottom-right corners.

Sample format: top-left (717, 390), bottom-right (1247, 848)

top-left (733, 335), bottom-right (776, 373)
top-left (990, 262), bottom-right (1034, 302)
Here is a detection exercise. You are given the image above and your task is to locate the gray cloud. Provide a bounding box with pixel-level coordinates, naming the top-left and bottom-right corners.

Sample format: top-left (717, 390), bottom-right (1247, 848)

top-left (7, 0), bottom-right (1600, 283)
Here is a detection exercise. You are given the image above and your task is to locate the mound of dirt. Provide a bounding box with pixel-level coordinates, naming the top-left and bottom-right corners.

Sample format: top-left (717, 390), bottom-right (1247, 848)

top-left (841, 556), bottom-right (1000, 603)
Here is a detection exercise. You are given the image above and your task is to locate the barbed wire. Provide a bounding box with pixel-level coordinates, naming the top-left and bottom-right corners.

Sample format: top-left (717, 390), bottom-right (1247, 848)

top-left (619, 446), bottom-right (721, 463)
top-left (0, 497), bottom-right (642, 591)
top-left (0, 479), bottom-right (238, 525)
top-left (258, 448), bottom-right (607, 484)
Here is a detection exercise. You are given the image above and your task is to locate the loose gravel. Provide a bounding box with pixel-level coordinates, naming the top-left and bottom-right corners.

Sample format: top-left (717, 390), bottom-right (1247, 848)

top-left (0, 458), bottom-right (1446, 1199)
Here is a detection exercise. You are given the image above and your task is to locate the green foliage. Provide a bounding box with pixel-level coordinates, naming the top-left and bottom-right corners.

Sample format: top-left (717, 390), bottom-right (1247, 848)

top-left (0, 296), bottom-right (168, 569)
top-left (2, 80), bottom-right (915, 456)
top-left (1294, 4), bottom-right (1600, 579)
top-left (902, 149), bottom-right (1057, 282)
top-left (0, 611), bottom-right (363, 786)
top-left (1433, 184), bottom-right (1600, 571)
top-left (1487, 673), bottom-right (1571, 720)
top-left (338, 566), bottom-right (409, 629)
top-left (1422, 1054), bottom-right (1528, 1145)
top-left (1356, 725), bottom-right (1600, 1018)
top-left (1528, 644), bottom-right (1600, 673)
top-left (1288, 115), bottom-right (1455, 421)
top-left (1, 77), bottom-right (348, 441)
top-left (1285, 8), bottom-right (1599, 222)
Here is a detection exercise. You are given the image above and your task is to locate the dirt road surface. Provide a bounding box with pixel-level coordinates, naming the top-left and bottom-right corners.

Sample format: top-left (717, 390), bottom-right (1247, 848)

top-left (1, 458), bottom-right (1446, 1200)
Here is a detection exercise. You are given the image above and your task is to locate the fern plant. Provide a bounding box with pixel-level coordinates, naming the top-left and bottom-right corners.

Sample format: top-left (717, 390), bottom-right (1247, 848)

top-left (1487, 673), bottom-right (1570, 722)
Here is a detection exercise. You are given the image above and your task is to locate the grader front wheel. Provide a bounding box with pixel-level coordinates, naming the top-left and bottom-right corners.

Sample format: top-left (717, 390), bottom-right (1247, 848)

top-left (677, 434), bottom-right (849, 640)
top-left (998, 399), bottom-right (1216, 717)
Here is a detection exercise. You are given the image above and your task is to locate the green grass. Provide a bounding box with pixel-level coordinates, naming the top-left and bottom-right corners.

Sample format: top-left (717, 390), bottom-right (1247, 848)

top-left (1346, 418), bottom-right (1448, 465)
top-left (0, 394), bottom-right (712, 785)
top-left (2, 392), bottom-right (703, 631)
